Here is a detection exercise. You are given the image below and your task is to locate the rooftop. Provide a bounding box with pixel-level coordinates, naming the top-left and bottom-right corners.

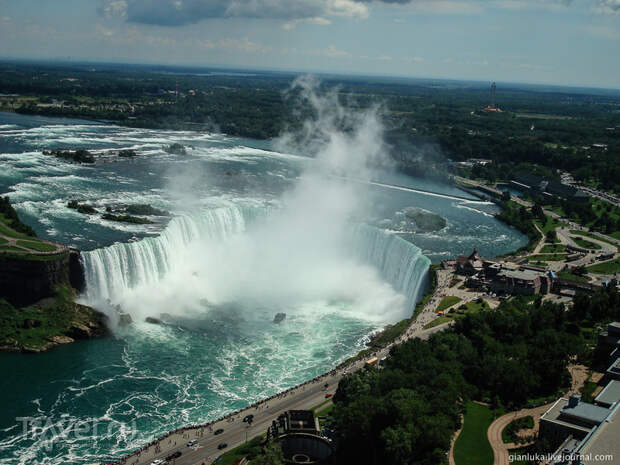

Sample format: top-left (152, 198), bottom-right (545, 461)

top-left (500, 268), bottom-right (544, 281)
top-left (579, 405), bottom-right (620, 465)
top-left (560, 401), bottom-right (611, 425)
top-left (541, 398), bottom-right (594, 434)
top-left (595, 380), bottom-right (620, 408)
top-left (541, 397), bottom-right (611, 430)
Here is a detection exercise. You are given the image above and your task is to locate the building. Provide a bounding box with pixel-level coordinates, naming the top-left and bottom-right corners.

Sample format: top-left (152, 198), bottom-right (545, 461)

top-left (540, 395), bottom-right (611, 448)
top-left (606, 357), bottom-right (620, 381)
top-left (542, 401), bottom-right (620, 465)
top-left (540, 323), bottom-right (620, 464)
top-left (594, 380), bottom-right (620, 409)
top-left (269, 411), bottom-right (334, 465)
top-left (510, 173), bottom-right (587, 200)
top-left (488, 267), bottom-right (553, 296)
top-left (455, 249), bottom-right (484, 276)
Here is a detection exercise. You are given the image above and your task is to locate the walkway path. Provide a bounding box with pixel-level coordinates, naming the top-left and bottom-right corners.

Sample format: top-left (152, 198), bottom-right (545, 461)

top-left (486, 364), bottom-right (587, 465)
top-left (0, 219), bottom-right (67, 255)
top-left (121, 283), bottom-right (455, 465)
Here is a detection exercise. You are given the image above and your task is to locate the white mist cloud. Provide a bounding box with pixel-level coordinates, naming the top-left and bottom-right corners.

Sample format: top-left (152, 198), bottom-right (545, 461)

top-left (100, 77), bottom-right (407, 326)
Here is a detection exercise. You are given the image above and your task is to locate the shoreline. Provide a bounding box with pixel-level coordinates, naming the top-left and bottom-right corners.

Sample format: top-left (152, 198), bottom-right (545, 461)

top-left (108, 265), bottom-right (444, 465)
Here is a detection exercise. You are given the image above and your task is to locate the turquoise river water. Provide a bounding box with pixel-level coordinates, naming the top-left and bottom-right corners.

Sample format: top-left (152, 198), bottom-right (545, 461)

top-left (0, 112), bottom-right (526, 464)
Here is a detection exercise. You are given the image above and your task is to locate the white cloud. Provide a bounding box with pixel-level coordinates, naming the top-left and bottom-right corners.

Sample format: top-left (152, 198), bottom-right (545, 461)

top-left (283, 16), bottom-right (332, 30)
top-left (594, 0), bottom-right (620, 13)
top-left (408, 1), bottom-right (484, 15)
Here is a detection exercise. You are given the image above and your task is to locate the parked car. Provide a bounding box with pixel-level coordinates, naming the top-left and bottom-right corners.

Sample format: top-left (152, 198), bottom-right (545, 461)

top-left (150, 460), bottom-right (166, 465)
top-left (186, 439), bottom-right (198, 447)
top-left (166, 451), bottom-right (182, 460)
top-left (218, 442), bottom-right (228, 450)
top-left (214, 428), bottom-right (224, 435)
top-left (325, 393), bottom-right (333, 399)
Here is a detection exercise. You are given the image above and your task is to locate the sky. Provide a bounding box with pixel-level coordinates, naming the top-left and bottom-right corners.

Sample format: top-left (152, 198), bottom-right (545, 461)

top-left (0, 0), bottom-right (619, 88)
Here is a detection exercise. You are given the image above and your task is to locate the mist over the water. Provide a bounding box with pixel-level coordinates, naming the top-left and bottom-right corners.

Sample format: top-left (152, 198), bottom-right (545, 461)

top-left (85, 77), bottom-right (414, 325)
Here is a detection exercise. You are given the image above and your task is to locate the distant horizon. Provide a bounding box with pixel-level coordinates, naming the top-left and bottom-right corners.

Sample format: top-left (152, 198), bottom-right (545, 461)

top-left (1, 0), bottom-right (619, 90)
top-left (3, 57), bottom-right (620, 95)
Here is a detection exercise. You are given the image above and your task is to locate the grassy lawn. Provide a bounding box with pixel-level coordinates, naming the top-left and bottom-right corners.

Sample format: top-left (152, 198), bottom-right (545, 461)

top-left (425, 300), bottom-right (489, 329)
top-left (540, 243), bottom-right (566, 253)
top-left (315, 404), bottom-right (334, 417)
top-left (0, 221), bottom-right (30, 239)
top-left (572, 237), bottom-right (602, 250)
top-left (580, 381), bottom-right (598, 403)
top-left (437, 296), bottom-right (462, 312)
top-left (535, 216), bottom-right (566, 235)
top-left (15, 240), bottom-right (56, 252)
top-left (0, 245), bottom-right (24, 252)
top-left (527, 253), bottom-right (567, 262)
top-left (215, 435), bottom-right (263, 465)
top-left (570, 230), bottom-right (617, 247)
top-left (611, 231), bottom-right (620, 241)
top-left (454, 402), bottom-right (494, 465)
top-left (557, 271), bottom-right (589, 282)
top-left (502, 416), bottom-right (534, 444)
top-left (587, 258), bottom-right (620, 275)
top-left (0, 237), bottom-right (7, 245)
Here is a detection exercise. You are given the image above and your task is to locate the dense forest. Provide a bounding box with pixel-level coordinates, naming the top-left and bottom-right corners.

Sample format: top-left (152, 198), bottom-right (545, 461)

top-left (330, 285), bottom-right (620, 465)
top-left (1, 61), bottom-right (619, 191)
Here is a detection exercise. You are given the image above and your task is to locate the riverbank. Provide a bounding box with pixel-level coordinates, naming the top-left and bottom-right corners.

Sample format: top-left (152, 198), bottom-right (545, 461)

top-left (0, 285), bottom-right (108, 353)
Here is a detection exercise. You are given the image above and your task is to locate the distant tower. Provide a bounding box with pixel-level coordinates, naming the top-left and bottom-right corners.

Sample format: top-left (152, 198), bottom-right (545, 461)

top-left (491, 82), bottom-right (497, 109)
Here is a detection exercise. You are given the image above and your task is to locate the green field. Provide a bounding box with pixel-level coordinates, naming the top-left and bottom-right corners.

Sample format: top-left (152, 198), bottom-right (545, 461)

top-left (425, 300), bottom-right (489, 329)
top-left (215, 435), bottom-right (264, 465)
top-left (587, 258), bottom-right (620, 275)
top-left (0, 245), bottom-right (23, 252)
top-left (454, 402), bottom-right (494, 465)
top-left (540, 243), bottom-right (566, 254)
top-left (570, 230), bottom-right (617, 247)
top-left (535, 216), bottom-right (566, 235)
top-left (437, 296), bottom-right (462, 312)
top-left (557, 271), bottom-right (590, 282)
top-left (0, 220), bottom-right (30, 239)
top-left (15, 240), bottom-right (56, 252)
top-left (527, 253), bottom-right (567, 262)
top-left (572, 237), bottom-right (602, 250)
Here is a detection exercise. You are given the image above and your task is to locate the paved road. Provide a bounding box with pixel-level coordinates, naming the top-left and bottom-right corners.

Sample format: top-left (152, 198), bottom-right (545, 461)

top-left (123, 320), bottom-right (452, 465)
top-left (486, 365), bottom-right (587, 465)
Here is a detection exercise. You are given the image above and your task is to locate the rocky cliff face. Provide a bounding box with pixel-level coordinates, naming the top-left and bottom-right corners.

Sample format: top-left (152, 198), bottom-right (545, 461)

top-left (0, 249), bottom-right (86, 306)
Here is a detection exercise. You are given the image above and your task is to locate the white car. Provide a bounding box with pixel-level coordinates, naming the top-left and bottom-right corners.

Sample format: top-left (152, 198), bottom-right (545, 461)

top-left (187, 439), bottom-right (198, 447)
top-left (150, 460), bottom-right (166, 465)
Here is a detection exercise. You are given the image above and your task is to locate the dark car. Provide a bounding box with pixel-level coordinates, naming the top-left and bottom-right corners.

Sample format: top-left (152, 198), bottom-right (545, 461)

top-left (217, 442), bottom-right (228, 450)
top-left (166, 451), bottom-right (182, 460)
top-left (243, 414), bottom-right (254, 422)
top-left (214, 428), bottom-right (224, 435)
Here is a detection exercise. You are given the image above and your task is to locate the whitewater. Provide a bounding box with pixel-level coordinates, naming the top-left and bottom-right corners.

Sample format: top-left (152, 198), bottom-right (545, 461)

top-left (0, 105), bottom-right (526, 464)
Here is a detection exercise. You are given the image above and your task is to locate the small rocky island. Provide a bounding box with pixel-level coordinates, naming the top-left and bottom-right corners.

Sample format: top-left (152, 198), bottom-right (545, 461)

top-left (381, 207), bottom-right (447, 233)
top-left (404, 207), bottom-right (447, 233)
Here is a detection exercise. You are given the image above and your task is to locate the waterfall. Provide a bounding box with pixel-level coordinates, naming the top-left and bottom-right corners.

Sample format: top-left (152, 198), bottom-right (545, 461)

top-left (82, 206), bottom-right (247, 302)
top-left (83, 206), bottom-right (430, 312)
top-left (349, 224), bottom-right (430, 309)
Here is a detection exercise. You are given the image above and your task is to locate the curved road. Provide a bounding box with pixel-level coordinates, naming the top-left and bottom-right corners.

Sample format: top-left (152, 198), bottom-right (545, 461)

top-left (125, 322), bottom-right (451, 465)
